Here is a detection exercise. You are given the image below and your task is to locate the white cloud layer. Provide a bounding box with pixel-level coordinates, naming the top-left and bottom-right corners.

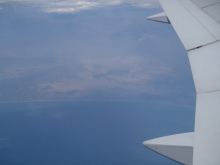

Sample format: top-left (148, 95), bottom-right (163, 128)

top-left (0, 0), bottom-right (158, 13)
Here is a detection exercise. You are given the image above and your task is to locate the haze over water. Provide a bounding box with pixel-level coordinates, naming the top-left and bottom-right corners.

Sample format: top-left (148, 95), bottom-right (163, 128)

top-left (0, 1), bottom-right (195, 164)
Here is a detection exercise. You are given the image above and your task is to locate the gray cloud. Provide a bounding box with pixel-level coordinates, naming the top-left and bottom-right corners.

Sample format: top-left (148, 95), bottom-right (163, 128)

top-left (0, 55), bottom-right (174, 102)
top-left (139, 33), bottom-right (153, 41)
top-left (0, 2), bottom-right (195, 106)
top-left (0, 0), bottom-right (159, 13)
top-left (34, 56), bottom-right (174, 103)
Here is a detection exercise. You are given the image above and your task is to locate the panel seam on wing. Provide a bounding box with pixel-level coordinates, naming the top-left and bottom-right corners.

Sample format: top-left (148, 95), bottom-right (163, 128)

top-left (202, 2), bottom-right (220, 9)
top-left (198, 90), bottom-right (220, 95)
top-left (178, 0), bottom-right (217, 40)
top-left (188, 40), bottom-right (220, 51)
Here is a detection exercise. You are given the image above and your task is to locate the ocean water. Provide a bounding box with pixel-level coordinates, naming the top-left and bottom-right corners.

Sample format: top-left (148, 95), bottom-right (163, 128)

top-left (0, 101), bottom-right (194, 165)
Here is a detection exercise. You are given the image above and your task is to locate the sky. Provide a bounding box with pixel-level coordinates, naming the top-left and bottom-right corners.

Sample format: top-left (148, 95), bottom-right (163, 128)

top-left (0, 0), bottom-right (196, 165)
top-left (0, 0), bottom-right (195, 105)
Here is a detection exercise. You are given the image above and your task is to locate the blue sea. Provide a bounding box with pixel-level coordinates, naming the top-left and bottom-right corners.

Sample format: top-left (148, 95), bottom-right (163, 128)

top-left (0, 101), bottom-right (194, 165)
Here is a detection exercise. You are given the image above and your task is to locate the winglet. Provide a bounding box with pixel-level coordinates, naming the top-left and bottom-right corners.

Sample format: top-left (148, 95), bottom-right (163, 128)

top-left (147, 12), bottom-right (170, 23)
top-left (143, 132), bottom-right (194, 165)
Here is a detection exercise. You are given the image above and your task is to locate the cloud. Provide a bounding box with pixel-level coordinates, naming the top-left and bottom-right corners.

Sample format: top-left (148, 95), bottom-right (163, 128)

top-left (139, 33), bottom-right (153, 41)
top-left (0, 0), bottom-right (159, 13)
top-left (43, 1), bottom-right (102, 13)
top-left (38, 56), bottom-right (173, 99)
top-left (0, 66), bottom-right (50, 79)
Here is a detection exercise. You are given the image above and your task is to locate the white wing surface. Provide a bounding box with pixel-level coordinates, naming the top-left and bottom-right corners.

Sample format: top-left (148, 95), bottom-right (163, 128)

top-left (159, 0), bottom-right (220, 50)
top-left (189, 41), bottom-right (220, 165)
top-left (144, 0), bottom-right (220, 165)
top-left (143, 133), bottom-right (194, 165)
top-left (191, 0), bottom-right (220, 8)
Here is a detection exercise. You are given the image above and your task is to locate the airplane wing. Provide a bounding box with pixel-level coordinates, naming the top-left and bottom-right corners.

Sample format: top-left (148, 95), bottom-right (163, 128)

top-left (144, 0), bottom-right (220, 165)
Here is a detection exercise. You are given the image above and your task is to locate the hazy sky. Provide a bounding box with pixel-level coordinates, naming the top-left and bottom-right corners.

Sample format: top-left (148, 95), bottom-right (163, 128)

top-left (0, 1), bottom-right (196, 165)
top-left (0, 0), bottom-right (159, 13)
top-left (0, 0), bottom-right (195, 106)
